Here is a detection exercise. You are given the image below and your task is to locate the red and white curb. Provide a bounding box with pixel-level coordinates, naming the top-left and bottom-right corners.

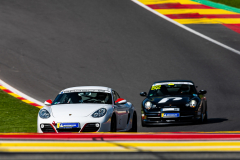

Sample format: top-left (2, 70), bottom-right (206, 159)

top-left (1, 133), bottom-right (240, 152)
top-left (0, 79), bottom-right (44, 109)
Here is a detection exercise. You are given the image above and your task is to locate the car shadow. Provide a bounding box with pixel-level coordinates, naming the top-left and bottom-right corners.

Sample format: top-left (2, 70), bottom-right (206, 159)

top-left (144, 118), bottom-right (228, 127)
top-left (205, 118), bottom-right (228, 124)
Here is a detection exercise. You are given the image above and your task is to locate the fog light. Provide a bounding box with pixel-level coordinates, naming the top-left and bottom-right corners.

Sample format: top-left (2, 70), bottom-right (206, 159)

top-left (95, 123), bottom-right (100, 128)
top-left (40, 124), bottom-right (44, 128)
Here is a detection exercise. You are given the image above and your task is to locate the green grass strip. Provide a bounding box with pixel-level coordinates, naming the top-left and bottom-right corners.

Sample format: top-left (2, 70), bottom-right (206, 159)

top-left (209, 0), bottom-right (240, 9)
top-left (191, 0), bottom-right (240, 13)
top-left (0, 90), bottom-right (39, 132)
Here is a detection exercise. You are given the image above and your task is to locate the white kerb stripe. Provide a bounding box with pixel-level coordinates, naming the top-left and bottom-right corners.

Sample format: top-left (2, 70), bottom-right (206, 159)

top-left (0, 79), bottom-right (44, 106)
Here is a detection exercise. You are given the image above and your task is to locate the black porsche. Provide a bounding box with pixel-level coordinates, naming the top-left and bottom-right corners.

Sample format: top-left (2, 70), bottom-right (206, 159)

top-left (140, 80), bottom-right (207, 126)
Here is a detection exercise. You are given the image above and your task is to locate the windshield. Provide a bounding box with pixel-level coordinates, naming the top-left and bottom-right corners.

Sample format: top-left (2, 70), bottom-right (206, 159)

top-left (52, 92), bottom-right (112, 105)
top-left (148, 82), bottom-right (197, 97)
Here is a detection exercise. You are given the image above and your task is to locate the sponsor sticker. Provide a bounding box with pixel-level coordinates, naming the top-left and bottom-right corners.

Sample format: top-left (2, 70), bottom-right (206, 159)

top-left (162, 108), bottom-right (180, 111)
top-left (57, 123), bottom-right (80, 129)
top-left (161, 113), bottom-right (180, 118)
top-left (59, 90), bottom-right (111, 94)
top-left (154, 82), bottom-right (193, 86)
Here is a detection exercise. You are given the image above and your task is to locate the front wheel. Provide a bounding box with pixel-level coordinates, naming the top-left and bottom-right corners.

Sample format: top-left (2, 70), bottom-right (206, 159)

top-left (141, 120), bottom-right (147, 127)
top-left (198, 113), bottom-right (204, 124)
top-left (110, 114), bottom-right (117, 132)
top-left (203, 111), bottom-right (208, 123)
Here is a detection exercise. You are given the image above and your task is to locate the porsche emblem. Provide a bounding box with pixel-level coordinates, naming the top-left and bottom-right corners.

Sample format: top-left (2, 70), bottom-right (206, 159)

top-left (69, 114), bottom-right (72, 116)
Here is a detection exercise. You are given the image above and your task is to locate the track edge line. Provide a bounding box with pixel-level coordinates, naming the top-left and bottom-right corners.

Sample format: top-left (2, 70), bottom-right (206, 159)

top-left (131, 0), bottom-right (240, 56)
top-left (0, 79), bottom-right (44, 108)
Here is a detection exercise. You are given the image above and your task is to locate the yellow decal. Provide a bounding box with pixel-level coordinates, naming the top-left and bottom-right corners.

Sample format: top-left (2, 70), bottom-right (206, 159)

top-left (57, 123), bottom-right (60, 128)
top-left (151, 85), bottom-right (161, 90)
top-left (161, 113), bottom-right (164, 117)
top-left (168, 83), bottom-right (174, 85)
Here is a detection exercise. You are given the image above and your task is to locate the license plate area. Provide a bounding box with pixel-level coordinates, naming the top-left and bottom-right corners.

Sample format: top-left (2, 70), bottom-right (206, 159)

top-left (57, 123), bottom-right (80, 129)
top-left (161, 113), bottom-right (180, 118)
top-left (161, 108), bottom-right (180, 111)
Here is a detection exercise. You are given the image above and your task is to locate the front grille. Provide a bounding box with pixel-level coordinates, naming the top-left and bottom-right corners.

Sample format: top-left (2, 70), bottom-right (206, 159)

top-left (81, 123), bottom-right (100, 132)
top-left (40, 124), bottom-right (56, 133)
top-left (146, 113), bottom-right (161, 121)
top-left (147, 118), bottom-right (161, 122)
top-left (57, 128), bottom-right (81, 133)
top-left (147, 117), bottom-right (194, 122)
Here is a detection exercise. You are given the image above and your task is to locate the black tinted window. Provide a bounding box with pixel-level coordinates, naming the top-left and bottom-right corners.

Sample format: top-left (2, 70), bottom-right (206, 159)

top-left (53, 92), bottom-right (112, 105)
top-left (148, 83), bottom-right (197, 97)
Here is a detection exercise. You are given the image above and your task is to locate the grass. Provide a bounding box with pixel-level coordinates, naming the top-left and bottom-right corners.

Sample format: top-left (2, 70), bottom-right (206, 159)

top-left (0, 90), bottom-right (39, 132)
top-left (208, 0), bottom-right (240, 8)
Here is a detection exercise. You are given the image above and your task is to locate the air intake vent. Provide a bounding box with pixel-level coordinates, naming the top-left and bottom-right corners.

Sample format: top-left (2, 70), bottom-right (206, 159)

top-left (40, 124), bottom-right (56, 133)
top-left (81, 123), bottom-right (100, 132)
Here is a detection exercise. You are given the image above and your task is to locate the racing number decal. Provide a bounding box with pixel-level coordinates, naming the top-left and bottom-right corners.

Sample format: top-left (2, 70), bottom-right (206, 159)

top-left (158, 97), bottom-right (182, 103)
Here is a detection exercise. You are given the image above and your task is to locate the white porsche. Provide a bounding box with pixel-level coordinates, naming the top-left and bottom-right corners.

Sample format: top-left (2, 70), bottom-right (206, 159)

top-left (37, 86), bottom-right (137, 133)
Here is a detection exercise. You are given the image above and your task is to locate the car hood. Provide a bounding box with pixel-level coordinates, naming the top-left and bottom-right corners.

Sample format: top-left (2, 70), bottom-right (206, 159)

top-left (51, 104), bottom-right (109, 118)
top-left (147, 95), bottom-right (195, 107)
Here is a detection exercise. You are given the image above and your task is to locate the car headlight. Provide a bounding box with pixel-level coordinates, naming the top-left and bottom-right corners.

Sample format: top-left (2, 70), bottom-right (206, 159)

top-left (189, 100), bottom-right (197, 108)
top-left (92, 108), bottom-right (107, 118)
top-left (144, 101), bottom-right (152, 110)
top-left (39, 109), bottom-right (51, 119)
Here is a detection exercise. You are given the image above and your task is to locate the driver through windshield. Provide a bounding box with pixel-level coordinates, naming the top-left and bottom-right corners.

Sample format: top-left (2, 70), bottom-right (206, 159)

top-left (148, 83), bottom-right (197, 97)
top-left (53, 92), bottom-right (112, 105)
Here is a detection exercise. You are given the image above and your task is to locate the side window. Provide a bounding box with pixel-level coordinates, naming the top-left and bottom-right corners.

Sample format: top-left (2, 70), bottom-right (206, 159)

top-left (115, 91), bottom-right (120, 99)
top-left (112, 90), bottom-right (118, 102)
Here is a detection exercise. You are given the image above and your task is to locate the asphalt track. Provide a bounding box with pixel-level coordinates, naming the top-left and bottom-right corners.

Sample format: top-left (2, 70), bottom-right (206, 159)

top-left (3, 152), bottom-right (240, 160)
top-left (1, 0), bottom-right (240, 133)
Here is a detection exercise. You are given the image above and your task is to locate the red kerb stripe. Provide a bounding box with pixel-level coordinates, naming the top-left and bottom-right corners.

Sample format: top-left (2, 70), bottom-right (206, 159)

top-left (166, 14), bottom-right (240, 19)
top-left (2, 89), bottom-right (13, 93)
top-left (29, 103), bottom-right (40, 106)
top-left (147, 3), bottom-right (215, 9)
top-left (1, 133), bottom-right (240, 140)
top-left (17, 97), bottom-right (27, 100)
top-left (223, 24), bottom-right (240, 34)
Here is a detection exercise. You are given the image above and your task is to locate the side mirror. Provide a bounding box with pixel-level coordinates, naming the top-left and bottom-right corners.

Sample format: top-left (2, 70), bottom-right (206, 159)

top-left (199, 90), bottom-right (207, 94)
top-left (140, 92), bottom-right (147, 97)
top-left (44, 99), bottom-right (53, 106)
top-left (115, 98), bottom-right (127, 104)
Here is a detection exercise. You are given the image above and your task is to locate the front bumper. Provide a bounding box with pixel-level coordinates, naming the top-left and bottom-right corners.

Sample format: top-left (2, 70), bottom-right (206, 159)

top-left (37, 115), bottom-right (111, 133)
top-left (142, 111), bottom-right (201, 126)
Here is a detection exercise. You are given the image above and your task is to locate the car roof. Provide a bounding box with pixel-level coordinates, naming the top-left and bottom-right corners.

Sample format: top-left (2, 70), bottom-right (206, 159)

top-left (153, 80), bottom-right (195, 84)
top-left (62, 86), bottom-right (112, 92)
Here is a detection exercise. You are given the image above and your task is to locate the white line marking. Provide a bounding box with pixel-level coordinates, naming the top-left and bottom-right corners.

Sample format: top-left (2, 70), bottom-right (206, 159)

top-left (132, 0), bottom-right (240, 55)
top-left (0, 79), bottom-right (44, 106)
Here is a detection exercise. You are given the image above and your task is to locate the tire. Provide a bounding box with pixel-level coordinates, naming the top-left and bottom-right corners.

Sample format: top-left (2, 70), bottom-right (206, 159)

top-left (141, 120), bottom-right (147, 127)
top-left (129, 112), bottom-right (137, 132)
top-left (203, 111), bottom-right (208, 123)
top-left (200, 113), bottom-right (204, 123)
top-left (110, 114), bottom-right (117, 132)
top-left (194, 113), bottom-right (203, 124)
